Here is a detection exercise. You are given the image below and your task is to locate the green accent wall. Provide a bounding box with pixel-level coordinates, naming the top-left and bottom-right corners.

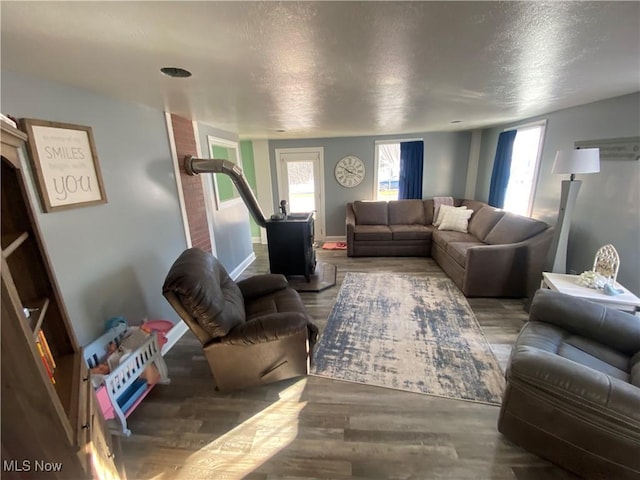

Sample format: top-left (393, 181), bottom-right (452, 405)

top-left (240, 140), bottom-right (260, 238)
top-left (211, 144), bottom-right (238, 202)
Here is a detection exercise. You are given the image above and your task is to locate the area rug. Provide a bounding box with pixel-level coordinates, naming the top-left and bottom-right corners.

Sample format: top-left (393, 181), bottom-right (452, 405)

top-left (311, 272), bottom-right (505, 404)
top-left (322, 242), bottom-right (347, 250)
top-left (286, 262), bottom-right (337, 292)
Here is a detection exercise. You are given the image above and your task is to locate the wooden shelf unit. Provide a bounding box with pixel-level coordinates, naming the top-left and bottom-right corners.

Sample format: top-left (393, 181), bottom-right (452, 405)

top-left (1, 121), bottom-right (120, 480)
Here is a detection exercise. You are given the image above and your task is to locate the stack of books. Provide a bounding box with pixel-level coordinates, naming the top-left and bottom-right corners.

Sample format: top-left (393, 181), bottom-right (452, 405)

top-left (36, 330), bottom-right (56, 384)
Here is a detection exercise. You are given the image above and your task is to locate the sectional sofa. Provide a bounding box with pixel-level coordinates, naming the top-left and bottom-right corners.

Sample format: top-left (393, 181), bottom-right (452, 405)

top-left (345, 199), bottom-right (553, 298)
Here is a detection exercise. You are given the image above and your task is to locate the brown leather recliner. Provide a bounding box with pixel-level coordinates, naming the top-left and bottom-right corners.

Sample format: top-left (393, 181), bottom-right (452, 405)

top-left (498, 289), bottom-right (640, 479)
top-left (162, 248), bottom-right (318, 391)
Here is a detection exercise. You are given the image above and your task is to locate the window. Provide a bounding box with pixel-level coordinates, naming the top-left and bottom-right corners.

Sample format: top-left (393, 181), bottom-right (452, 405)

top-left (285, 160), bottom-right (316, 213)
top-left (374, 141), bottom-right (401, 200)
top-left (503, 122), bottom-right (546, 216)
top-left (208, 136), bottom-right (242, 209)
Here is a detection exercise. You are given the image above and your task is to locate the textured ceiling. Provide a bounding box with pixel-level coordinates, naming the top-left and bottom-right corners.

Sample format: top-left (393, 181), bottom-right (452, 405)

top-left (1, 1), bottom-right (639, 139)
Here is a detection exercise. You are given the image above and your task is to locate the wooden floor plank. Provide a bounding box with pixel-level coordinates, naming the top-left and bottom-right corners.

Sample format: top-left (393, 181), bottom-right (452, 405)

top-left (119, 245), bottom-right (571, 479)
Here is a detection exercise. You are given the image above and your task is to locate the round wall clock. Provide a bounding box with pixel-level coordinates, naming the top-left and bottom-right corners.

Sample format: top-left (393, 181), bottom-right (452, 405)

top-left (335, 155), bottom-right (365, 188)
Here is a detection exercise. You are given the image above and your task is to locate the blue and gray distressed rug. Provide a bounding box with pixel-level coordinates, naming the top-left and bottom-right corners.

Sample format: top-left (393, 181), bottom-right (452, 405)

top-left (311, 272), bottom-right (505, 405)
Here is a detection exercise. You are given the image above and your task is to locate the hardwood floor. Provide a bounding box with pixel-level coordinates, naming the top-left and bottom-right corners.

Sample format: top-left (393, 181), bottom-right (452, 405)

top-left (120, 245), bottom-right (578, 480)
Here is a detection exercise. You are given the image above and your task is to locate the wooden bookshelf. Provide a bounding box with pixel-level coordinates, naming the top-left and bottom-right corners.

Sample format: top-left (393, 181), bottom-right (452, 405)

top-left (28, 297), bottom-right (50, 337)
top-left (1, 231), bottom-right (29, 258)
top-left (1, 121), bottom-right (120, 479)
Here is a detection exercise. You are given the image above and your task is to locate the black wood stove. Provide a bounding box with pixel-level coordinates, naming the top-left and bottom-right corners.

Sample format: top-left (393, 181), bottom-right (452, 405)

top-left (183, 156), bottom-right (317, 281)
top-left (266, 212), bottom-right (316, 281)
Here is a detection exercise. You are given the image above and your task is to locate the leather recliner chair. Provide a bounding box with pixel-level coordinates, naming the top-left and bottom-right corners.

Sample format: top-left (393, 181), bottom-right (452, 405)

top-left (498, 289), bottom-right (640, 479)
top-left (162, 248), bottom-right (319, 391)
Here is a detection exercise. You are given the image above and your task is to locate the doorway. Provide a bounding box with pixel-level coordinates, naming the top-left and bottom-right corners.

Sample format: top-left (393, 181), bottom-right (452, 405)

top-left (275, 147), bottom-right (325, 240)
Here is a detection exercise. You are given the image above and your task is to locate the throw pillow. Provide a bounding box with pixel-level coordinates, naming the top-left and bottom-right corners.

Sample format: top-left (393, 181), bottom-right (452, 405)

top-left (433, 204), bottom-right (467, 227)
top-left (438, 208), bottom-right (474, 233)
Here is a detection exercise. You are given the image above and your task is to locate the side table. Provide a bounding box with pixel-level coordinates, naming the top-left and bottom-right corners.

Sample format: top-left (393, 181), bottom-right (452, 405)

top-left (541, 272), bottom-right (640, 314)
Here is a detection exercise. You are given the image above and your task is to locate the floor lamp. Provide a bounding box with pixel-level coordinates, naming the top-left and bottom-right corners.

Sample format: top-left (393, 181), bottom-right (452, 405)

top-left (548, 148), bottom-right (600, 273)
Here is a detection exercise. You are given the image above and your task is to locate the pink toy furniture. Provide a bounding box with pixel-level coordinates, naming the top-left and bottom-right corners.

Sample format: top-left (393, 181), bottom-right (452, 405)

top-left (84, 324), bottom-right (170, 436)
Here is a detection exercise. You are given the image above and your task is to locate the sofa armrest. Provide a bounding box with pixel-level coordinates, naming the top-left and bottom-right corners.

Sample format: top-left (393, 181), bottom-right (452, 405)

top-left (508, 345), bottom-right (640, 423)
top-left (221, 312), bottom-right (308, 345)
top-left (523, 227), bottom-right (554, 301)
top-left (346, 203), bottom-right (356, 257)
top-left (463, 242), bottom-right (527, 294)
top-left (530, 289), bottom-right (640, 356)
top-left (236, 274), bottom-right (289, 301)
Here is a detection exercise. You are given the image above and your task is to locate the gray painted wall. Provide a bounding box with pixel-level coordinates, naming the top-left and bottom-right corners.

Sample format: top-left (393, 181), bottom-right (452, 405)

top-left (476, 93), bottom-right (640, 295)
top-left (269, 132), bottom-right (471, 237)
top-left (1, 70), bottom-right (188, 346)
top-left (197, 123), bottom-right (254, 274)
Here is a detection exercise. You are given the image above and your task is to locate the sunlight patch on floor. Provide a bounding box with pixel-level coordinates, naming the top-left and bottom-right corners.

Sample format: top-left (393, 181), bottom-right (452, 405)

top-left (150, 378), bottom-right (308, 479)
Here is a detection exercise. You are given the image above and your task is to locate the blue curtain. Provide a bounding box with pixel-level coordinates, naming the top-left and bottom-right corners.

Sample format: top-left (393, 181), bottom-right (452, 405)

top-left (398, 141), bottom-right (424, 199)
top-left (488, 130), bottom-right (517, 208)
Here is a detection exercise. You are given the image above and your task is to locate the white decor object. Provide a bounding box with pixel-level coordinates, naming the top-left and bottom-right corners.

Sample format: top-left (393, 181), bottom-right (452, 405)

top-left (577, 270), bottom-right (608, 289)
top-left (593, 244), bottom-right (620, 285)
top-left (548, 148), bottom-right (600, 273)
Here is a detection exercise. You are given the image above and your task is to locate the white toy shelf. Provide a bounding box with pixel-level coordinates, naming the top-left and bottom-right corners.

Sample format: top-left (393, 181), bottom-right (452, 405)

top-left (84, 324), bottom-right (170, 436)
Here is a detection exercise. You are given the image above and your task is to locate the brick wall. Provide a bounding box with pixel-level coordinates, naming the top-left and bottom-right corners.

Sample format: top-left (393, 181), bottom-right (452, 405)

top-left (170, 114), bottom-right (212, 252)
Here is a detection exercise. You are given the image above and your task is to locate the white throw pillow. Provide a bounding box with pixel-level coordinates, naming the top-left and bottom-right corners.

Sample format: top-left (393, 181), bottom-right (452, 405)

top-left (433, 205), bottom-right (467, 227)
top-left (438, 208), bottom-right (474, 233)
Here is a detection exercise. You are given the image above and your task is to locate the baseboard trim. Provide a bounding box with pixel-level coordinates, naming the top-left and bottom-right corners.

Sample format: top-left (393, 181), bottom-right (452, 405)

top-left (161, 321), bottom-right (189, 356)
top-left (229, 251), bottom-right (257, 280)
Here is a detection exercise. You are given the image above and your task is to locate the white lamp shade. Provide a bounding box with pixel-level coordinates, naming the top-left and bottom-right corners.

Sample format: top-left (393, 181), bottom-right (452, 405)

top-left (552, 148), bottom-right (600, 175)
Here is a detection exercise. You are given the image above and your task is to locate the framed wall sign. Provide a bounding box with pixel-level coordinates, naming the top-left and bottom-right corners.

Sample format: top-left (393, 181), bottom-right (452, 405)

top-left (20, 118), bottom-right (107, 212)
top-left (575, 136), bottom-right (640, 161)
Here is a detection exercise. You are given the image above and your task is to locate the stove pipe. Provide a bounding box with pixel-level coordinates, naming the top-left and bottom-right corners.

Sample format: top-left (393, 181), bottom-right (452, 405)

top-left (184, 156), bottom-right (268, 227)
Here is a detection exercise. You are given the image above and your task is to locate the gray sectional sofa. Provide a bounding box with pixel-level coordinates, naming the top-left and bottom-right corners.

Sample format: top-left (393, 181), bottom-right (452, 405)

top-left (345, 199), bottom-right (553, 298)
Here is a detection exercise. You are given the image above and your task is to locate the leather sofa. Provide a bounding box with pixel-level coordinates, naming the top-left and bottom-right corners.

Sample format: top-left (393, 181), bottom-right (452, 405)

top-left (345, 199), bottom-right (553, 297)
top-left (498, 289), bottom-right (640, 479)
top-left (163, 248), bottom-right (319, 391)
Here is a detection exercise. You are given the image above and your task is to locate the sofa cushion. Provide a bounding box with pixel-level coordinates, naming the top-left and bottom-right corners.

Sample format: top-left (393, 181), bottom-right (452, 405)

top-left (468, 206), bottom-right (506, 241)
top-left (389, 200), bottom-right (425, 225)
top-left (484, 213), bottom-right (548, 245)
top-left (353, 225), bottom-right (393, 241)
top-left (434, 205), bottom-right (466, 227)
top-left (631, 351), bottom-right (640, 388)
top-left (446, 241), bottom-right (484, 267)
top-left (438, 207), bottom-right (474, 233)
top-left (389, 224), bottom-right (432, 240)
top-left (423, 199), bottom-right (435, 225)
top-left (432, 229), bottom-right (478, 249)
top-left (557, 337), bottom-right (630, 382)
top-left (354, 201), bottom-right (388, 225)
top-left (460, 199), bottom-right (488, 213)
top-left (244, 287), bottom-right (308, 322)
top-left (163, 247), bottom-right (245, 338)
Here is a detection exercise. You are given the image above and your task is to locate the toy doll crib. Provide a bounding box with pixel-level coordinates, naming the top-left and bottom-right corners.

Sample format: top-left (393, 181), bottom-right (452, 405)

top-left (84, 324), bottom-right (170, 436)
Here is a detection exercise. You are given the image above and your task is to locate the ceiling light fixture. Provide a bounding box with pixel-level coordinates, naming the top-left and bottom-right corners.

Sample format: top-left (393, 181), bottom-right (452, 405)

top-left (160, 67), bottom-right (192, 78)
